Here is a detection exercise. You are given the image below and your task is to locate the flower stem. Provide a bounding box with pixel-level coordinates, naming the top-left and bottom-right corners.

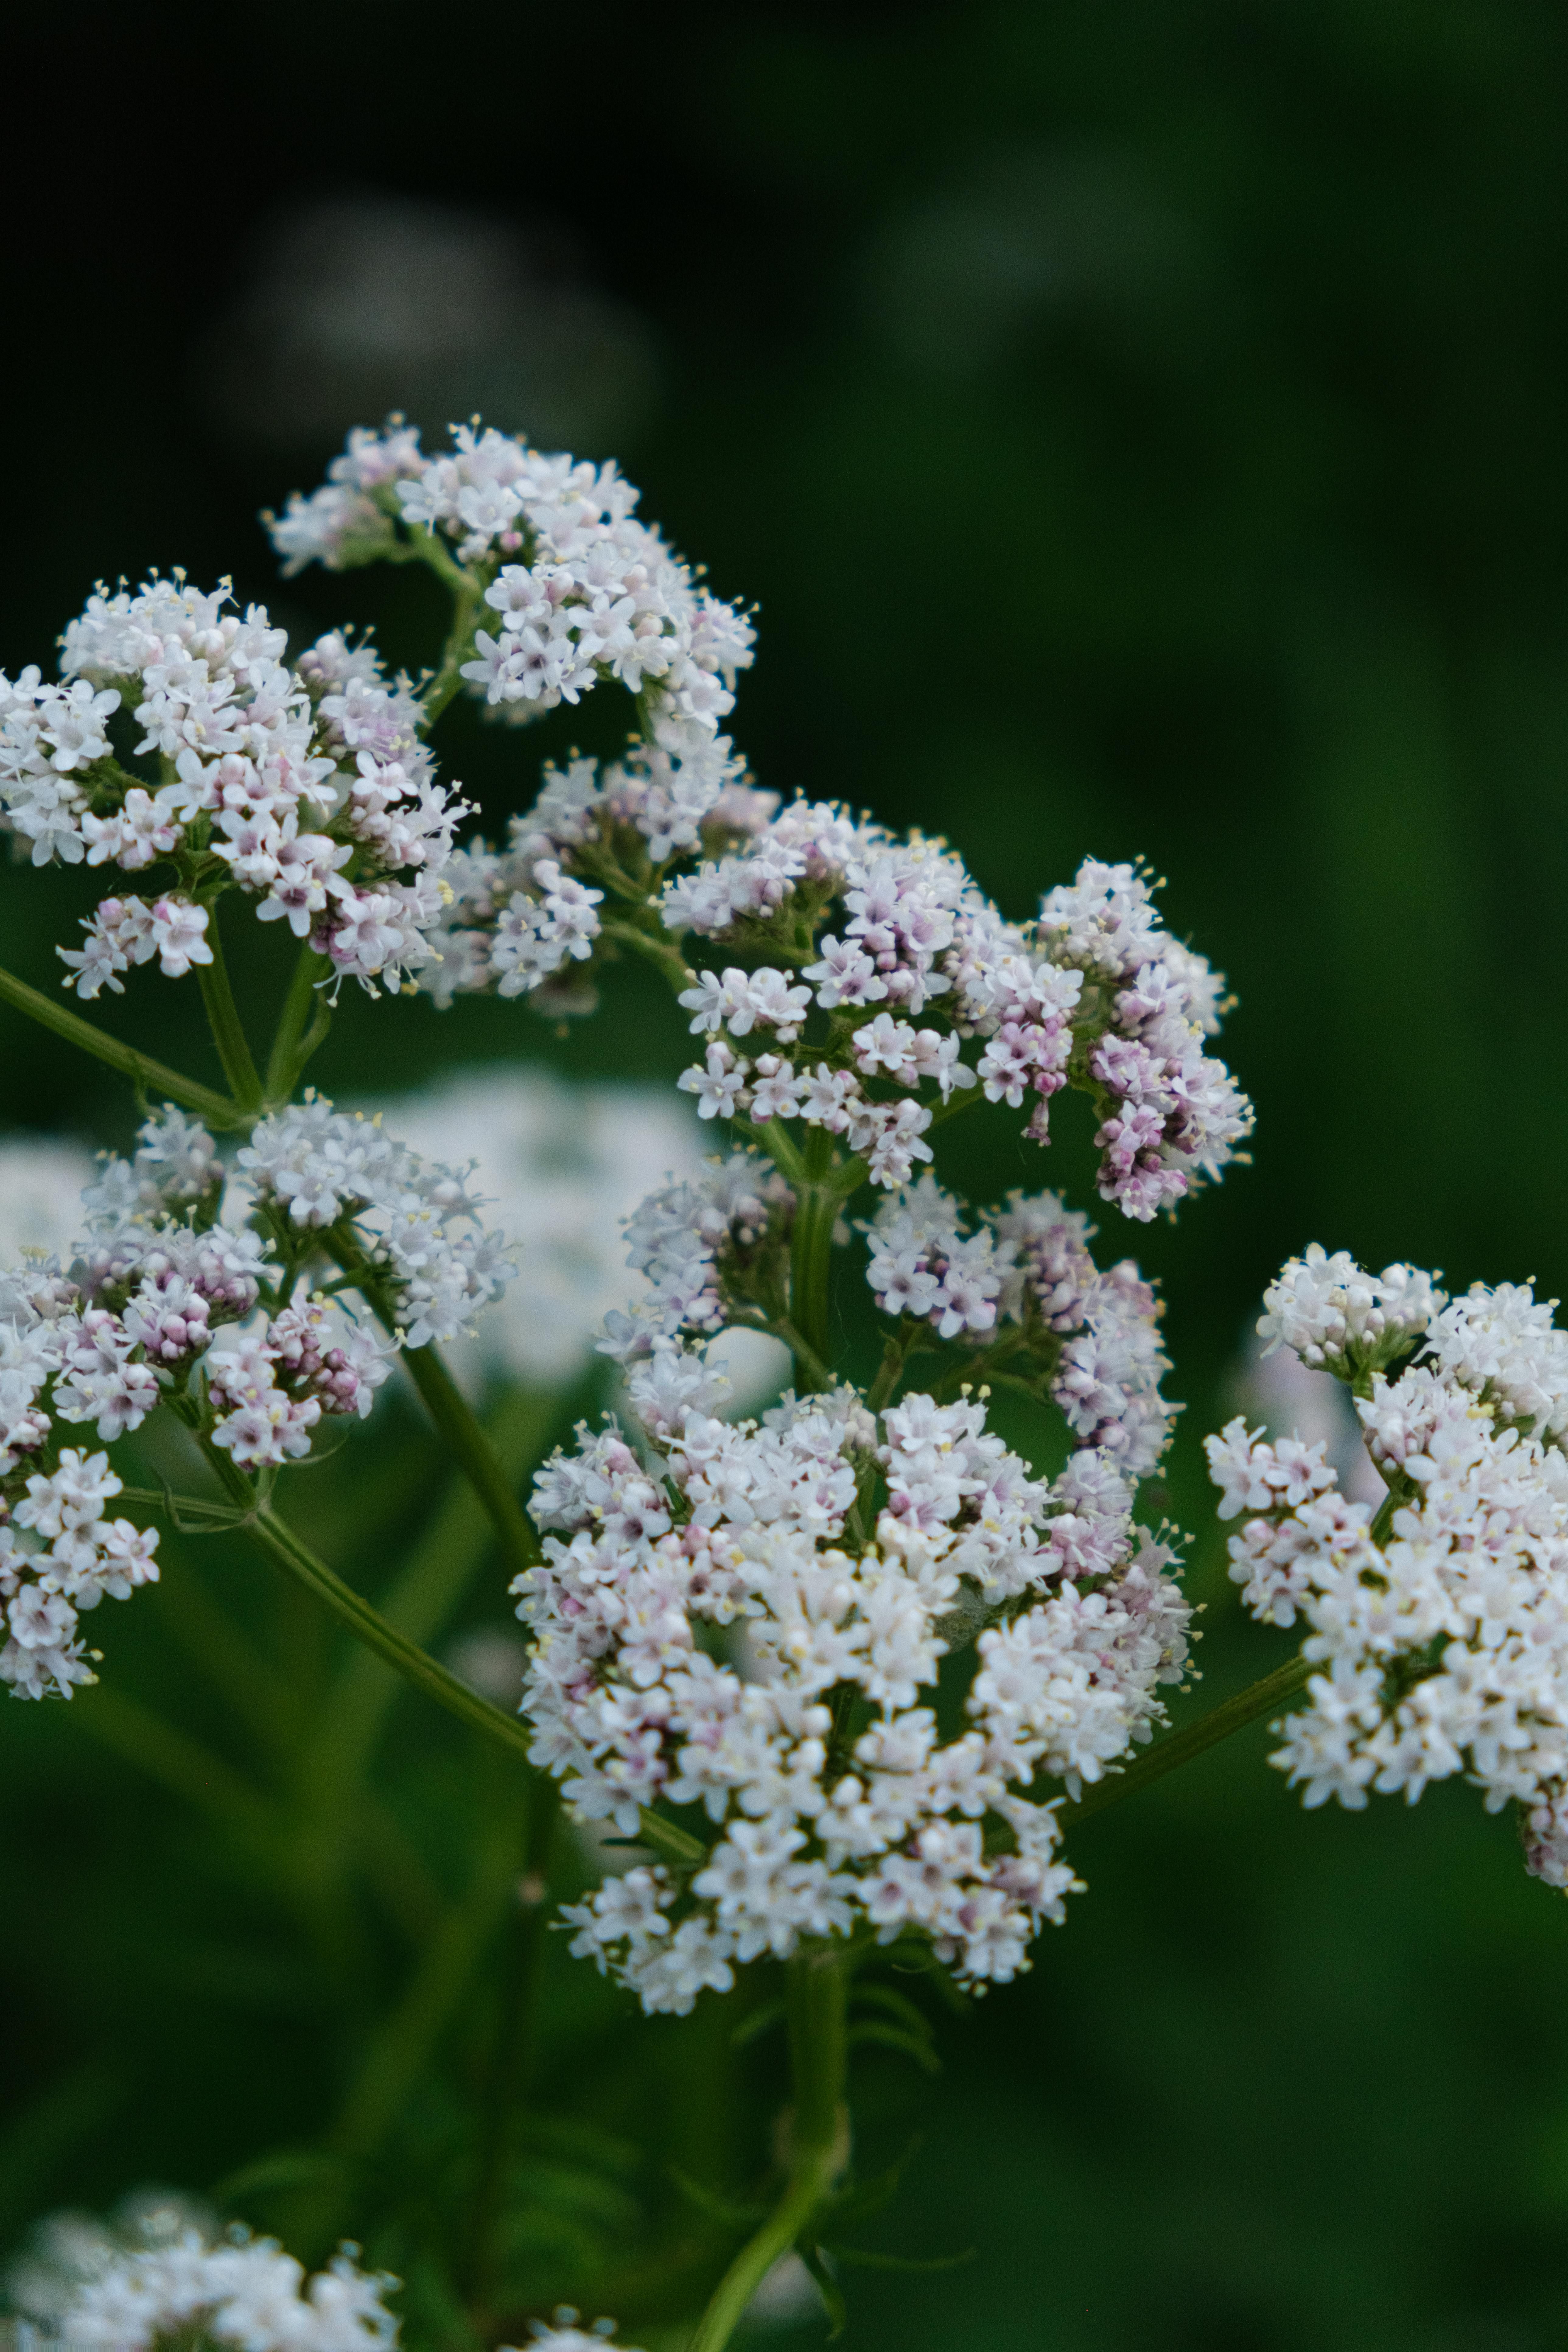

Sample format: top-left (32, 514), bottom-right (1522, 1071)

top-left (399, 1345), bottom-right (543, 1577)
top-left (772, 1320), bottom-right (835, 1395)
top-left (263, 942), bottom-right (333, 1104)
top-left (321, 1236), bottom-right (542, 1579)
top-left (420, 555), bottom-right (485, 727)
top-left (135, 1465), bottom-right (697, 1868)
top-left (688, 1941), bottom-right (851, 2352)
top-left (865, 1329), bottom-right (912, 1416)
top-left (0, 961), bottom-right (244, 1130)
top-left (788, 1129), bottom-right (837, 1392)
top-left (194, 907), bottom-right (263, 1110)
top-left (1056, 1652), bottom-right (1314, 1831)
top-left (242, 1503), bottom-right (542, 1767)
top-left (462, 1778), bottom-right (560, 2307)
top-left (600, 912), bottom-right (694, 993)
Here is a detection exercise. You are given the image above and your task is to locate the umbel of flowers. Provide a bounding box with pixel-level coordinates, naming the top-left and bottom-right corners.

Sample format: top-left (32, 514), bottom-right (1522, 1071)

top-left (0, 416), bottom-right (1263, 1989)
top-left (0, 414), bottom-right (1287, 2350)
top-left (6, 2201), bottom-right (639, 2352)
top-left (504, 1136), bottom-right (1189, 2008)
top-left (1207, 1248), bottom-right (1568, 1887)
top-left (0, 1102), bottom-right (513, 1700)
top-left (269, 424), bottom-right (1253, 1222)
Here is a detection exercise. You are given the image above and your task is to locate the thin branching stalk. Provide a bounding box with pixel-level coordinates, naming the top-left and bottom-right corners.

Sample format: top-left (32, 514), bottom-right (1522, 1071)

top-left (688, 1942), bottom-right (851, 2352)
top-left (263, 942), bottom-right (333, 1104)
top-left (0, 962), bottom-right (243, 1129)
top-left (193, 906), bottom-right (263, 1110)
top-left (788, 1128), bottom-right (838, 1392)
top-left (462, 1777), bottom-right (560, 2308)
top-left (1056, 1653), bottom-right (1314, 1831)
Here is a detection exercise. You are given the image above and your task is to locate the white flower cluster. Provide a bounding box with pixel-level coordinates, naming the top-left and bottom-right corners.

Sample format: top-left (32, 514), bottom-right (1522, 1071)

top-left (237, 1095), bottom-right (516, 1350)
top-left (421, 737), bottom-right (773, 1010)
top-left (268, 420), bottom-right (755, 733)
top-left (997, 1190), bottom-right (1177, 1477)
top-left (1208, 1250), bottom-right (1568, 1885)
top-left (865, 1180), bottom-right (1176, 1476)
top-left (865, 1177), bottom-right (1003, 1340)
top-left (1037, 859), bottom-right (1253, 1216)
top-left (1257, 1244), bottom-right (1445, 1382)
top-left (666, 834), bottom-right (1252, 1201)
top-left (0, 1107), bottom-right (259, 1701)
top-left (8, 2204), bottom-right (641, 2352)
top-left (0, 1448), bottom-right (158, 1702)
top-left (442, 758), bottom-right (1251, 1210)
top-left (521, 1348), bottom-right (1188, 2007)
top-left (1231, 1328), bottom-right (1384, 1509)
top-left (0, 576), bottom-right (470, 1000)
top-left (259, 431), bottom-right (1249, 1221)
top-left (594, 1151), bottom-right (794, 1368)
top-left (14, 2224), bottom-right (397, 2352)
top-left (0, 1101), bottom-right (518, 1697)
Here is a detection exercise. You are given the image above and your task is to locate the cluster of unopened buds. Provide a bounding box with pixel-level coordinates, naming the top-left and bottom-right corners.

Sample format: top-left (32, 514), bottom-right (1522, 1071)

top-left (1208, 1246), bottom-right (1568, 1884)
top-left (0, 1102), bottom-right (513, 1701)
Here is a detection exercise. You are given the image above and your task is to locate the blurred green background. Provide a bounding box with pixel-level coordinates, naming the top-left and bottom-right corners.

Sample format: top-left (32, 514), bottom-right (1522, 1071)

top-left (6, 3), bottom-right (1568, 2345)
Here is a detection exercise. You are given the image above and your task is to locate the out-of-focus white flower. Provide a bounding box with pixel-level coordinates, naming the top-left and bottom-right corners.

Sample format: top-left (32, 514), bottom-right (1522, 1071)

top-left (200, 194), bottom-right (657, 460)
top-left (1230, 1326), bottom-right (1383, 1508)
top-left (377, 1068), bottom-right (789, 1404)
top-left (0, 1138), bottom-right (95, 1265)
top-left (7, 2203), bottom-right (394, 2352)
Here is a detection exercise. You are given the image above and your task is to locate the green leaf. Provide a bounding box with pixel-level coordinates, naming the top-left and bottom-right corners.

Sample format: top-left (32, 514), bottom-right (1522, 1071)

top-left (667, 2164), bottom-right (768, 2231)
top-left (822, 2137), bottom-right (926, 2228)
top-left (849, 1983), bottom-right (935, 2040)
top-left (798, 2242), bottom-right (847, 2339)
top-left (846, 2021), bottom-right (941, 2074)
top-left (212, 2148), bottom-right (354, 2204)
top-left (730, 1998), bottom-right (786, 2049)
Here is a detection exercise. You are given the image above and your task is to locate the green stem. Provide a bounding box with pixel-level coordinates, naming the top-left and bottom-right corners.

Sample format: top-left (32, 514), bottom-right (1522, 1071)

top-left (194, 908), bottom-right (263, 1110)
top-left (132, 1462), bottom-right (700, 1867)
top-left (420, 556), bottom-right (484, 727)
top-left (865, 1330), bottom-right (912, 1416)
top-left (788, 1130), bottom-right (837, 1392)
top-left (463, 1779), bottom-right (560, 2305)
top-left (398, 1346), bottom-right (542, 1578)
top-left (241, 1504), bottom-right (542, 1769)
top-left (1056, 1653), bottom-right (1314, 1831)
top-left (0, 962), bottom-right (243, 1130)
top-left (263, 942), bottom-right (333, 1104)
top-left (321, 1236), bottom-right (542, 1579)
top-left (688, 1943), bottom-right (851, 2352)
top-left (755, 1118), bottom-right (807, 1185)
top-left (172, 1474), bottom-right (695, 1868)
top-left (300, 1390), bottom-right (558, 1802)
top-left (772, 1320), bottom-right (835, 1396)
top-left (330, 1759), bottom-right (535, 2160)
top-left (601, 913), bottom-right (694, 993)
